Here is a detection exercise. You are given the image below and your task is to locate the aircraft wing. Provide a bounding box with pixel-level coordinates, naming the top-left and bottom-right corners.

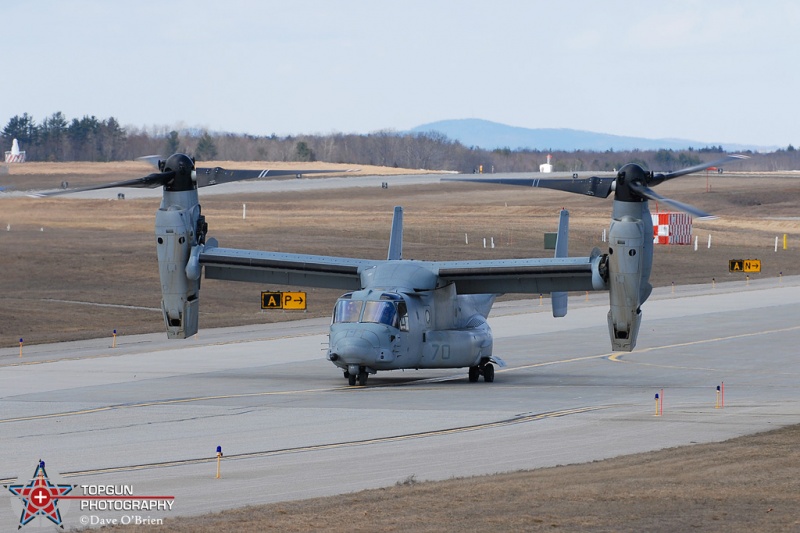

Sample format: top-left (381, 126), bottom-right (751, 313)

top-left (433, 252), bottom-right (606, 295)
top-left (199, 245), bottom-right (373, 290)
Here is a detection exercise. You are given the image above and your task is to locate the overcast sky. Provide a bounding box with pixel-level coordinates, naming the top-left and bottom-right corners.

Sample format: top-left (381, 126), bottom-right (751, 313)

top-left (3, 1), bottom-right (798, 147)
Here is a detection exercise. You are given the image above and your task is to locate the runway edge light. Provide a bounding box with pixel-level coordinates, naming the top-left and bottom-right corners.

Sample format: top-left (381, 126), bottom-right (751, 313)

top-left (216, 445), bottom-right (223, 479)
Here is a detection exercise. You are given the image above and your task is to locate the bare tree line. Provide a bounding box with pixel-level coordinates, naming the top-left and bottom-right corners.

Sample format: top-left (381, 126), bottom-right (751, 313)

top-left (3, 112), bottom-right (797, 172)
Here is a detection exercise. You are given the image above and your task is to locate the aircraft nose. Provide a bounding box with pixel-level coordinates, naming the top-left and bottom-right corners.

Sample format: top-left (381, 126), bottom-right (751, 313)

top-left (331, 337), bottom-right (375, 363)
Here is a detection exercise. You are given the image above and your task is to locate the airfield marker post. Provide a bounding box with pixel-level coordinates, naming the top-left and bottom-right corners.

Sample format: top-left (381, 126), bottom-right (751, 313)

top-left (654, 393), bottom-right (661, 416)
top-left (715, 385), bottom-right (721, 409)
top-left (19, 338), bottom-right (23, 358)
top-left (112, 329), bottom-right (117, 348)
top-left (216, 445), bottom-right (223, 479)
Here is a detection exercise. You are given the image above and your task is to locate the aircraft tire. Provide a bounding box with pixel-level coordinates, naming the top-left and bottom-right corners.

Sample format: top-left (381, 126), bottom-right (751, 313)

top-left (468, 366), bottom-right (480, 382)
top-left (483, 363), bottom-right (495, 383)
top-left (357, 371), bottom-right (368, 386)
top-left (348, 373), bottom-right (357, 386)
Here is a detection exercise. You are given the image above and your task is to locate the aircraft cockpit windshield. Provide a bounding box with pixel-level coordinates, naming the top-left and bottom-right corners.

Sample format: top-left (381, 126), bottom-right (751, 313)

top-left (332, 293), bottom-right (408, 330)
top-left (332, 295), bottom-right (362, 323)
top-left (362, 300), bottom-right (398, 328)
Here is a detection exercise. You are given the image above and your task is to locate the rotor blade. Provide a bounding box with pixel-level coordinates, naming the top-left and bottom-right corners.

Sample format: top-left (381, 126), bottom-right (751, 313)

top-left (534, 176), bottom-right (615, 198)
top-left (33, 166), bottom-right (358, 197)
top-left (136, 154), bottom-right (163, 168)
top-left (628, 181), bottom-right (717, 220)
top-left (31, 171), bottom-right (176, 197)
top-left (443, 177), bottom-right (540, 187)
top-left (657, 154), bottom-right (749, 181)
top-left (444, 176), bottom-right (615, 198)
top-left (194, 167), bottom-right (356, 188)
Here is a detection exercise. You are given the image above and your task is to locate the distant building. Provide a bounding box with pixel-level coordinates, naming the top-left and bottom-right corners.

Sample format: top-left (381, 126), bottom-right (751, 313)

top-left (539, 154), bottom-right (552, 173)
top-left (4, 138), bottom-right (26, 163)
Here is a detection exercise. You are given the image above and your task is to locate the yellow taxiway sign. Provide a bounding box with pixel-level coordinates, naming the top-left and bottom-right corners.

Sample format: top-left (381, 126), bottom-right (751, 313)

top-left (729, 259), bottom-right (761, 273)
top-left (261, 291), bottom-right (307, 310)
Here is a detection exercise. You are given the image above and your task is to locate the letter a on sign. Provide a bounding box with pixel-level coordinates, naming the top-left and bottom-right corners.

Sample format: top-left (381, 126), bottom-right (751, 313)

top-left (261, 292), bottom-right (282, 309)
top-left (728, 260), bottom-right (743, 272)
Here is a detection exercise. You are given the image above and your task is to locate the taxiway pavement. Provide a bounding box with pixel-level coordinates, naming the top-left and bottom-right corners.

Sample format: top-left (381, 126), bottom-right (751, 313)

top-left (1, 276), bottom-right (798, 527)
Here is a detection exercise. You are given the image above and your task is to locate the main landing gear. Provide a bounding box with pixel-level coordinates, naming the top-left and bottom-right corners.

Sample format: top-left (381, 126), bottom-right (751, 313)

top-left (468, 361), bottom-right (494, 383)
top-left (343, 368), bottom-right (369, 386)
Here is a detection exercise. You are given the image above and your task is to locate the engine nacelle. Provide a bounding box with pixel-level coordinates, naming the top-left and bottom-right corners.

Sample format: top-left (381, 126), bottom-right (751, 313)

top-left (155, 192), bottom-right (202, 339)
top-left (606, 215), bottom-right (645, 351)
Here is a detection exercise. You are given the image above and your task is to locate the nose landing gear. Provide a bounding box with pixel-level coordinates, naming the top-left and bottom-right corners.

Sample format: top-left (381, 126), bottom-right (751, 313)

top-left (468, 361), bottom-right (494, 383)
top-left (343, 367), bottom-right (370, 386)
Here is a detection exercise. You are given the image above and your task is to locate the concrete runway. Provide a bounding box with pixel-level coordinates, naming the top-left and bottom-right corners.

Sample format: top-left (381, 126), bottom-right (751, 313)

top-left (1, 276), bottom-right (799, 527)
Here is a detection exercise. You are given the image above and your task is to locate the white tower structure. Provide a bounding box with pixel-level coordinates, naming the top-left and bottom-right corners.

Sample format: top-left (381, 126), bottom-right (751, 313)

top-left (5, 138), bottom-right (26, 163)
top-left (539, 153), bottom-right (553, 173)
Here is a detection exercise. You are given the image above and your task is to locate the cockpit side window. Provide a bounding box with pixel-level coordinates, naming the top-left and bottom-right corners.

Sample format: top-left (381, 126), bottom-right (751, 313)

top-left (361, 301), bottom-right (398, 328)
top-left (397, 301), bottom-right (409, 332)
top-left (332, 299), bottom-right (363, 323)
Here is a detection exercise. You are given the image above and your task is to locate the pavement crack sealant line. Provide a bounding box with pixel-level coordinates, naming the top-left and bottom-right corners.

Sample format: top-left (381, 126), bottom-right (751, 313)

top-left (0, 405), bottom-right (610, 482)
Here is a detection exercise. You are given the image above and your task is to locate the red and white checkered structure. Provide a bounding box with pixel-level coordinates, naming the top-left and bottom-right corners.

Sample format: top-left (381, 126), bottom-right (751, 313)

top-left (652, 212), bottom-right (692, 245)
top-left (4, 151), bottom-right (25, 163)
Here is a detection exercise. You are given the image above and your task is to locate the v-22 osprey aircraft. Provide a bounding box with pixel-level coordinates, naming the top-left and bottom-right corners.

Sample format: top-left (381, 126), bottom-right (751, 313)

top-left (45, 153), bottom-right (746, 385)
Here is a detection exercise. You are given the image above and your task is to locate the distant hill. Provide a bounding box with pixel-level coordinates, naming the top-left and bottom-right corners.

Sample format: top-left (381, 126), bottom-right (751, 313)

top-left (409, 118), bottom-right (766, 152)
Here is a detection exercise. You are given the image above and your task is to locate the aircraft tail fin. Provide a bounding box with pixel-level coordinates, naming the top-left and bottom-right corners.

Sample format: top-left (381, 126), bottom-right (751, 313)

top-left (551, 209), bottom-right (569, 317)
top-left (387, 206), bottom-right (403, 260)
